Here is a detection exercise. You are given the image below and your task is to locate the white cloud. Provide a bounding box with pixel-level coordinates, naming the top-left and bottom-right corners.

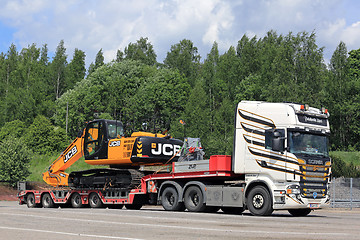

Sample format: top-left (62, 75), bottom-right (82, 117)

top-left (342, 21), bottom-right (360, 47)
top-left (0, 0), bottom-right (359, 66)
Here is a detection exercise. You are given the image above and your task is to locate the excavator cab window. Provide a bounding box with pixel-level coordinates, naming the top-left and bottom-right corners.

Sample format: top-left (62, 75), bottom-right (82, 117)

top-left (107, 121), bottom-right (124, 139)
top-left (84, 120), bottom-right (106, 160)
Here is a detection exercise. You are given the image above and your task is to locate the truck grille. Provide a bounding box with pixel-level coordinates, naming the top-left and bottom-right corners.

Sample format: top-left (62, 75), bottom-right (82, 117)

top-left (299, 159), bottom-right (330, 199)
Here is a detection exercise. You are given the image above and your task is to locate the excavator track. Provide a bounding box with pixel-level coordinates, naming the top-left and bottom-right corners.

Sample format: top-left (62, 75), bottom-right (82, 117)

top-left (68, 168), bottom-right (144, 190)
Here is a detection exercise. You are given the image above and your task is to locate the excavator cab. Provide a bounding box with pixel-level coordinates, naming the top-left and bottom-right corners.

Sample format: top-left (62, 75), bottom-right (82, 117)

top-left (84, 120), bottom-right (124, 160)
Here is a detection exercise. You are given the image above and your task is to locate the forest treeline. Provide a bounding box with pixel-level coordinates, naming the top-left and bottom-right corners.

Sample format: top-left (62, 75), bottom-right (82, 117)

top-left (0, 30), bottom-right (360, 183)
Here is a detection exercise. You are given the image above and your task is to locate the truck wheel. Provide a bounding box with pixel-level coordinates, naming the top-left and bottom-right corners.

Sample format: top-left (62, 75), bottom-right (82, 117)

top-left (42, 193), bottom-right (55, 208)
top-left (71, 193), bottom-right (83, 208)
top-left (221, 206), bottom-right (245, 214)
top-left (89, 193), bottom-right (103, 208)
top-left (288, 208), bottom-right (311, 217)
top-left (184, 186), bottom-right (206, 212)
top-left (26, 193), bottom-right (38, 208)
top-left (125, 204), bottom-right (142, 210)
top-left (161, 187), bottom-right (185, 211)
top-left (247, 186), bottom-right (273, 216)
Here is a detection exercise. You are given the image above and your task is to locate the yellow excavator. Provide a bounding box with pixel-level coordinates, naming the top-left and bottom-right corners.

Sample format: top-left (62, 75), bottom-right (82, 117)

top-left (42, 119), bottom-right (183, 188)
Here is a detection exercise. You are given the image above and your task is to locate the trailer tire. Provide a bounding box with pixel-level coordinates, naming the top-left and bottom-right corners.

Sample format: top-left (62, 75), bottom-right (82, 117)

top-left (71, 193), bottom-right (83, 208)
top-left (247, 186), bottom-right (273, 216)
top-left (221, 206), bottom-right (245, 214)
top-left (26, 193), bottom-right (37, 208)
top-left (161, 187), bottom-right (185, 211)
top-left (89, 193), bottom-right (103, 208)
top-left (125, 204), bottom-right (142, 210)
top-left (42, 193), bottom-right (55, 208)
top-left (288, 208), bottom-right (311, 217)
top-left (184, 186), bottom-right (206, 212)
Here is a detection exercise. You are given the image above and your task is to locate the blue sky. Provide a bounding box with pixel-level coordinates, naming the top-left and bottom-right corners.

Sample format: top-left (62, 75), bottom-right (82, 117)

top-left (0, 0), bottom-right (359, 66)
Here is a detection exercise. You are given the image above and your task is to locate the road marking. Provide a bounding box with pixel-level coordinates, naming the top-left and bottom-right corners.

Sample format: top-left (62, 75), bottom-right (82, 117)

top-left (0, 212), bottom-right (350, 236)
top-left (0, 226), bottom-right (143, 239)
top-left (32, 208), bottom-right (250, 225)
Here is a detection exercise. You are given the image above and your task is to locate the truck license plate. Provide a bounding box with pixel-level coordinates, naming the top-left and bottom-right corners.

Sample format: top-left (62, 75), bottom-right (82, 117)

top-left (309, 203), bottom-right (319, 209)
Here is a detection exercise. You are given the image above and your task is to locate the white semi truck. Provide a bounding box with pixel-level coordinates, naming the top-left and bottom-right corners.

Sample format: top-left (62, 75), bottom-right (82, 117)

top-left (232, 101), bottom-right (331, 215)
top-left (19, 101), bottom-right (331, 216)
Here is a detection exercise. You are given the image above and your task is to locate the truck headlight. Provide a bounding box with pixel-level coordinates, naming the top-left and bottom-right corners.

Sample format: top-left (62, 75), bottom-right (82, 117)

top-left (286, 185), bottom-right (300, 194)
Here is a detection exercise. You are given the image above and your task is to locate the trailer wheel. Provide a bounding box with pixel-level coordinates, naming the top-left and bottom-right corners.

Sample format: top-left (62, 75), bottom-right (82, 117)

top-left (125, 204), bottom-right (142, 210)
top-left (89, 193), bottom-right (103, 208)
top-left (42, 193), bottom-right (55, 208)
top-left (247, 186), bottom-right (273, 216)
top-left (161, 187), bottom-right (185, 211)
top-left (26, 193), bottom-right (37, 208)
top-left (221, 206), bottom-right (245, 214)
top-left (71, 193), bottom-right (83, 208)
top-left (288, 208), bottom-right (311, 217)
top-left (184, 186), bottom-right (206, 212)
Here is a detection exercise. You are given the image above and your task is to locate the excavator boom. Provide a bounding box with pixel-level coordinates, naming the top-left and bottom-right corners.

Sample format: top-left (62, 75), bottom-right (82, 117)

top-left (42, 133), bottom-right (84, 187)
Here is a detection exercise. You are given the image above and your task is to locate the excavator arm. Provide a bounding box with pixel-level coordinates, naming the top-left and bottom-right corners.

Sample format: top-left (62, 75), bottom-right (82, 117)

top-left (42, 130), bottom-right (85, 187)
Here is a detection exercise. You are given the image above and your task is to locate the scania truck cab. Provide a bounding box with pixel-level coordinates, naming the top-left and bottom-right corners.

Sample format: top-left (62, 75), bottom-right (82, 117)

top-left (234, 101), bottom-right (331, 215)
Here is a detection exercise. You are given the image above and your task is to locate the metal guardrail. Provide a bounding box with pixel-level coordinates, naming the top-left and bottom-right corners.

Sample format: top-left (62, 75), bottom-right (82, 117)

top-left (330, 178), bottom-right (360, 209)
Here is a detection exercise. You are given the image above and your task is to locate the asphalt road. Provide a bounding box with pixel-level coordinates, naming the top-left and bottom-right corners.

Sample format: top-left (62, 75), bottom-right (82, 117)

top-left (1, 201), bottom-right (359, 240)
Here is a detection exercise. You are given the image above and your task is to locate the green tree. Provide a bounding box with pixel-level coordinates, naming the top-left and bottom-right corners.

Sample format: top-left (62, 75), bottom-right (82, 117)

top-left (131, 68), bottom-right (190, 132)
top-left (217, 46), bottom-right (240, 101)
top-left (24, 115), bottom-right (67, 154)
top-left (56, 60), bottom-right (189, 137)
top-left (116, 49), bottom-right (124, 62)
top-left (124, 37), bottom-right (157, 65)
top-left (95, 48), bottom-right (104, 69)
top-left (182, 79), bottom-right (210, 144)
top-left (0, 137), bottom-right (32, 186)
top-left (164, 39), bottom-right (201, 86)
top-left (346, 48), bottom-right (360, 149)
top-left (66, 48), bottom-right (86, 90)
top-left (0, 120), bottom-right (26, 141)
top-left (325, 42), bottom-right (350, 149)
top-left (51, 40), bottom-right (68, 99)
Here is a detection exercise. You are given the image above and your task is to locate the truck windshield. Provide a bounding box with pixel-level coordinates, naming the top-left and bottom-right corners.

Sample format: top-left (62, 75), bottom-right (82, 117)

top-left (288, 131), bottom-right (329, 157)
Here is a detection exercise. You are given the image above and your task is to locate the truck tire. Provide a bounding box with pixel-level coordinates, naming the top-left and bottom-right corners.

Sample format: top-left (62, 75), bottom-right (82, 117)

top-left (42, 193), bottom-right (55, 208)
top-left (221, 206), bottom-right (245, 214)
top-left (247, 186), bottom-right (273, 216)
top-left (161, 186), bottom-right (185, 211)
top-left (89, 193), bottom-right (103, 208)
top-left (71, 193), bottom-right (83, 208)
top-left (26, 193), bottom-right (38, 208)
top-left (184, 186), bottom-right (206, 212)
top-left (288, 208), bottom-right (311, 217)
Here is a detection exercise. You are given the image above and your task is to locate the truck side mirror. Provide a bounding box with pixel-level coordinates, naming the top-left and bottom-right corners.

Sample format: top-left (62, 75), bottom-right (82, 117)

top-left (272, 137), bottom-right (285, 152)
top-left (272, 130), bottom-right (285, 152)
